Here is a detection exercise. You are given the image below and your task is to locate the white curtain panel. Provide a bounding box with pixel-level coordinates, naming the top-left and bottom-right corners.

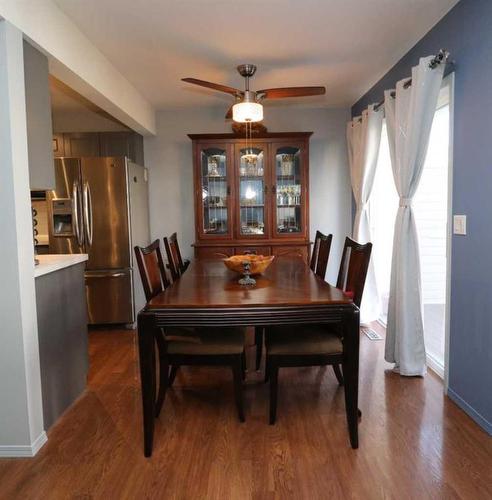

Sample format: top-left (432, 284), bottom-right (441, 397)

top-left (347, 104), bottom-right (383, 323)
top-left (384, 56), bottom-right (445, 376)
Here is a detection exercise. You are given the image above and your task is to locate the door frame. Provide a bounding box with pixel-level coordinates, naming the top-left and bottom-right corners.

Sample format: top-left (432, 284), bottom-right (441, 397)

top-left (422, 73), bottom-right (454, 386)
top-left (443, 72), bottom-right (455, 394)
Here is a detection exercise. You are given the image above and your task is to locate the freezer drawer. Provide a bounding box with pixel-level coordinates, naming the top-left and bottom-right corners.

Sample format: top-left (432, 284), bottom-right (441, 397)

top-left (85, 269), bottom-right (134, 324)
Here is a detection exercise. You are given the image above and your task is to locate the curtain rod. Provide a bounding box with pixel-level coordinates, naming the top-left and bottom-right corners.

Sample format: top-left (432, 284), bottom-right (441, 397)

top-left (352, 49), bottom-right (452, 122)
top-left (371, 49), bottom-right (451, 112)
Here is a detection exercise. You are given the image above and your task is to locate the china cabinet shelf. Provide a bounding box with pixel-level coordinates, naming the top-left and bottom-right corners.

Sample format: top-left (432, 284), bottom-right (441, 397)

top-left (190, 133), bottom-right (312, 262)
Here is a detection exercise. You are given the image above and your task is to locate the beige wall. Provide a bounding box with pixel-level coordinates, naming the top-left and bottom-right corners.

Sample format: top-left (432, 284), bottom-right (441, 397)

top-left (144, 106), bottom-right (352, 283)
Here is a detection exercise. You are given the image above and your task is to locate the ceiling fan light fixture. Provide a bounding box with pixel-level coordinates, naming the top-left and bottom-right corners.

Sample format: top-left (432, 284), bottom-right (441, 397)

top-left (232, 101), bottom-right (263, 123)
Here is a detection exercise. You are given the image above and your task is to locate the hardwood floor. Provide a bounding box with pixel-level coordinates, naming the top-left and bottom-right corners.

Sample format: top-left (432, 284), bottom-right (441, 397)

top-left (0, 326), bottom-right (491, 499)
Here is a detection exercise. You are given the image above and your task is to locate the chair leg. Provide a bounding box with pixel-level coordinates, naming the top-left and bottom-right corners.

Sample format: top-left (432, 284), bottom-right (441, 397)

top-left (333, 364), bottom-right (344, 385)
top-left (269, 361), bottom-right (279, 425)
top-left (168, 365), bottom-right (179, 387)
top-left (264, 355), bottom-right (270, 383)
top-left (255, 327), bottom-right (263, 371)
top-left (241, 350), bottom-right (246, 380)
top-left (155, 358), bottom-right (169, 418)
top-left (232, 357), bottom-right (245, 422)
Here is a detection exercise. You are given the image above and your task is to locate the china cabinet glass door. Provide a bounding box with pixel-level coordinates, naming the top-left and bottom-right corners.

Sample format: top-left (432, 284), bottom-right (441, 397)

top-left (236, 144), bottom-right (268, 238)
top-left (273, 143), bottom-right (306, 237)
top-left (198, 145), bottom-right (232, 238)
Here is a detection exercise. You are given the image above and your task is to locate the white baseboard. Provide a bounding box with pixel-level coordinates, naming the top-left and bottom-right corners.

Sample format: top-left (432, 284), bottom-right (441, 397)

top-left (426, 353), bottom-right (444, 379)
top-left (0, 431), bottom-right (47, 458)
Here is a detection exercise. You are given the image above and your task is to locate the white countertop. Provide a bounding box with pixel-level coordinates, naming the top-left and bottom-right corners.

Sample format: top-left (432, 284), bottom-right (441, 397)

top-left (34, 254), bottom-right (88, 278)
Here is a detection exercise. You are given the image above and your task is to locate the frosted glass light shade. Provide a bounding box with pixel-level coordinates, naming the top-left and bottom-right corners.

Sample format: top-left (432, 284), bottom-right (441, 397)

top-left (232, 102), bottom-right (263, 123)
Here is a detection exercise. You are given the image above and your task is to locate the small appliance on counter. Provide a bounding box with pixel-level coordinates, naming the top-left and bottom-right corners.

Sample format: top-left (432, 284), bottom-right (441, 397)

top-left (31, 191), bottom-right (50, 256)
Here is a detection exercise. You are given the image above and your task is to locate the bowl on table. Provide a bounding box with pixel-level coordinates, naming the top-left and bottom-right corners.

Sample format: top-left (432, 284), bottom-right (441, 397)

top-left (223, 254), bottom-right (275, 276)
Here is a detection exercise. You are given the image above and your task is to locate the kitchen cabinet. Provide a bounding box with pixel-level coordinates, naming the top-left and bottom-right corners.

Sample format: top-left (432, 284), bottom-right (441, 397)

top-left (63, 132), bottom-right (100, 157)
top-left (190, 132), bottom-right (311, 261)
top-left (23, 41), bottom-right (55, 190)
top-left (54, 131), bottom-right (144, 163)
top-left (35, 256), bottom-right (89, 429)
top-left (52, 133), bottom-right (65, 157)
top-left (99, 131), bottom-right (144, 164)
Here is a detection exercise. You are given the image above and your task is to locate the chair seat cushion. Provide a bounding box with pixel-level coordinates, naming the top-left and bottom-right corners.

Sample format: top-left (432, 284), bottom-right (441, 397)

top-left (266, 324), bottom-right (342, 356)
top-left (167, 327), bottom-right (245, 355)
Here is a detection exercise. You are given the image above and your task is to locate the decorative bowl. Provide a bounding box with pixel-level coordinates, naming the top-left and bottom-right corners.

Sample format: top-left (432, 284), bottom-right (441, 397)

top-left (223, 254), bottom-right (275, 276)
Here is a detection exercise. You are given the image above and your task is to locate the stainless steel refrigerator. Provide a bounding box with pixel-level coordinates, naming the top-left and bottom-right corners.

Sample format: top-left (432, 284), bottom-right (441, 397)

top-left (48, 157), bottom-right (150, 325)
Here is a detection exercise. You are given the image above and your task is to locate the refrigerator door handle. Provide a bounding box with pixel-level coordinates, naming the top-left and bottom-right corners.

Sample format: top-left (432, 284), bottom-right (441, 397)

top-left (85, 271), bottom-right (126, 278)
top-left (72, 181), bottom-right (84, 246)
top-left (83, 181), bottom-right (94, 248)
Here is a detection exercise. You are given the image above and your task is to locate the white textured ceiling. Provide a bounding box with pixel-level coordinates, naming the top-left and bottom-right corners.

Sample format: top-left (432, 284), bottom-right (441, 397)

top-left (55, 0), bottom-right (458, 110)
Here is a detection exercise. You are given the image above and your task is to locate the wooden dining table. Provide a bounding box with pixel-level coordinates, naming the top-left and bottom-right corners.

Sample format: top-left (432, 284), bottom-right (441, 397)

top-left (137, 256), bottom-right (360, 457)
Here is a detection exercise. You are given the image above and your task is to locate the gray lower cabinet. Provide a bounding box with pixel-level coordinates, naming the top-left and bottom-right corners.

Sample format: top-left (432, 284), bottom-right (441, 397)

top-left (35, 262), bottom-right (89, 430)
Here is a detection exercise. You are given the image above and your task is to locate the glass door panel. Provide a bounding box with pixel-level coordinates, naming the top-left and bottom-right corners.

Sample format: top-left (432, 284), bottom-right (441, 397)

top-left (275, 145), bottom-right (303, 235)
top-left (200, 147), bottom-right (229, 235)
top-left (238, 146), bottom-right (266, 237)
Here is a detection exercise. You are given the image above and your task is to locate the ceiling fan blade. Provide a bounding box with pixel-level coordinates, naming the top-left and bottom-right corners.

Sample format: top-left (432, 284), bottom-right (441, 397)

top-left (257, 86), bottom-right (326, 99)
top-left (182, 78), bottom-right (242, 96)
top-left (225, 105), bottom-right (233, 120)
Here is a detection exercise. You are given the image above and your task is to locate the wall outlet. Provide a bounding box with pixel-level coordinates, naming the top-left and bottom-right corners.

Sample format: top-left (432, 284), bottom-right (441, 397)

top-left (453, 215), bottom-right (467, 235)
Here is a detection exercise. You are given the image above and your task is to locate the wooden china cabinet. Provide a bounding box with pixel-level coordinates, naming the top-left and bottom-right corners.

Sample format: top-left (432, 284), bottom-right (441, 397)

top-left (189, 132), bottom-right (312, 261)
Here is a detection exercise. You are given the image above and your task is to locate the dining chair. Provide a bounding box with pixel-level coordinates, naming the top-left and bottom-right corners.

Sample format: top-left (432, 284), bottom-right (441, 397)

top-left (255, 231), bottom-right (333, 371)
top-left (309, 231), bottom-right (333, 280)
top-left (134, 240), bottom-right (246, 422)
top-left (164, 232), bottom-right (190, 281)
top-left (264, 236), bottom-right (372, 424)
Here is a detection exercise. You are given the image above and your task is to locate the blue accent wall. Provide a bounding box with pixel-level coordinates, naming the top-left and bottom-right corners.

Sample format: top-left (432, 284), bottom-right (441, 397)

top-left (353, 0), bottom-right (492, 434)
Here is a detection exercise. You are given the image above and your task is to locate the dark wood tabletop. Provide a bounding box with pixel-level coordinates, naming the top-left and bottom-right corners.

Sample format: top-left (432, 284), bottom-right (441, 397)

top-left (137, 256), bottom-right (360, 457)
top-left (147, 256), bottom-right (353, 309)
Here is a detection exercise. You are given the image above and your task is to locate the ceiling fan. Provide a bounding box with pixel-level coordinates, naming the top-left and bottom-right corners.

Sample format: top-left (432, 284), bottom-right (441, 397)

top-left (182, 64), bottom-right (326, 123)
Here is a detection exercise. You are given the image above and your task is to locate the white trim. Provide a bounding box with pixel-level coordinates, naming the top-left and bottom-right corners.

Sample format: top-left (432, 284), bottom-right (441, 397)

top-left (426, 352), bottom-right (444, 379)
top-left (443, 72), bottom-right (455, 394)
top-left (0, 431), bottom-right (47, 458)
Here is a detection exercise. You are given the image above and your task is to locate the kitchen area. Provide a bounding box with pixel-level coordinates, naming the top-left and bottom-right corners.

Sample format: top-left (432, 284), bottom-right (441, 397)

top-left (25, 40), bottom-right (150, 431)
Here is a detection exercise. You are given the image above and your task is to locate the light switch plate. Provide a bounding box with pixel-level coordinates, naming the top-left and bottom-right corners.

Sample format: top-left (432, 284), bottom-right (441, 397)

top-left (453, 215), bottom-right (467, 235)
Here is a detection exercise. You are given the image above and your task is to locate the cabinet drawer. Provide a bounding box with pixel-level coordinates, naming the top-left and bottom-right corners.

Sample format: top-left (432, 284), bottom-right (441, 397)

top-left (195, 246), bottom-right (233, 259)
top-left (272, 245), bottom-right (309, 262)
top-left (234, 246), bottom-right (271, 256)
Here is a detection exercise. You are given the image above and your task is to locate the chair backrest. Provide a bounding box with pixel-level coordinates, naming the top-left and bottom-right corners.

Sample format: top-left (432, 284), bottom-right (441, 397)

top-left (336, 237), bottom-right (372, 308)
top-left (310, 231), bottom-right (333, 280)
top-left (163, 232), bottom-right (184, 281)
top-left (134, 240), bottom-right (170, 302)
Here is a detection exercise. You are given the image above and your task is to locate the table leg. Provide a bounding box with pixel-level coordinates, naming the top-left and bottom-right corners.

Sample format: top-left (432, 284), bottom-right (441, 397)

top-left (138, 313), bottom-right (156, 457)
top-left (342, 306), bottom-right (360, 449)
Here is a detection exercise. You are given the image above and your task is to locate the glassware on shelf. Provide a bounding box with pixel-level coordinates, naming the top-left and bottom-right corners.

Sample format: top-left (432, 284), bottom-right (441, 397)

top-left (239, 148), bottom-right (265, 236)
top-left (280, 154), bottom-right (294, 176)
top-left (275, 146), bottom-right (302, 235)
top-left (207, 156), bottom-right (220, 176)
top-left (201, 148), bottom-right (228, 235)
